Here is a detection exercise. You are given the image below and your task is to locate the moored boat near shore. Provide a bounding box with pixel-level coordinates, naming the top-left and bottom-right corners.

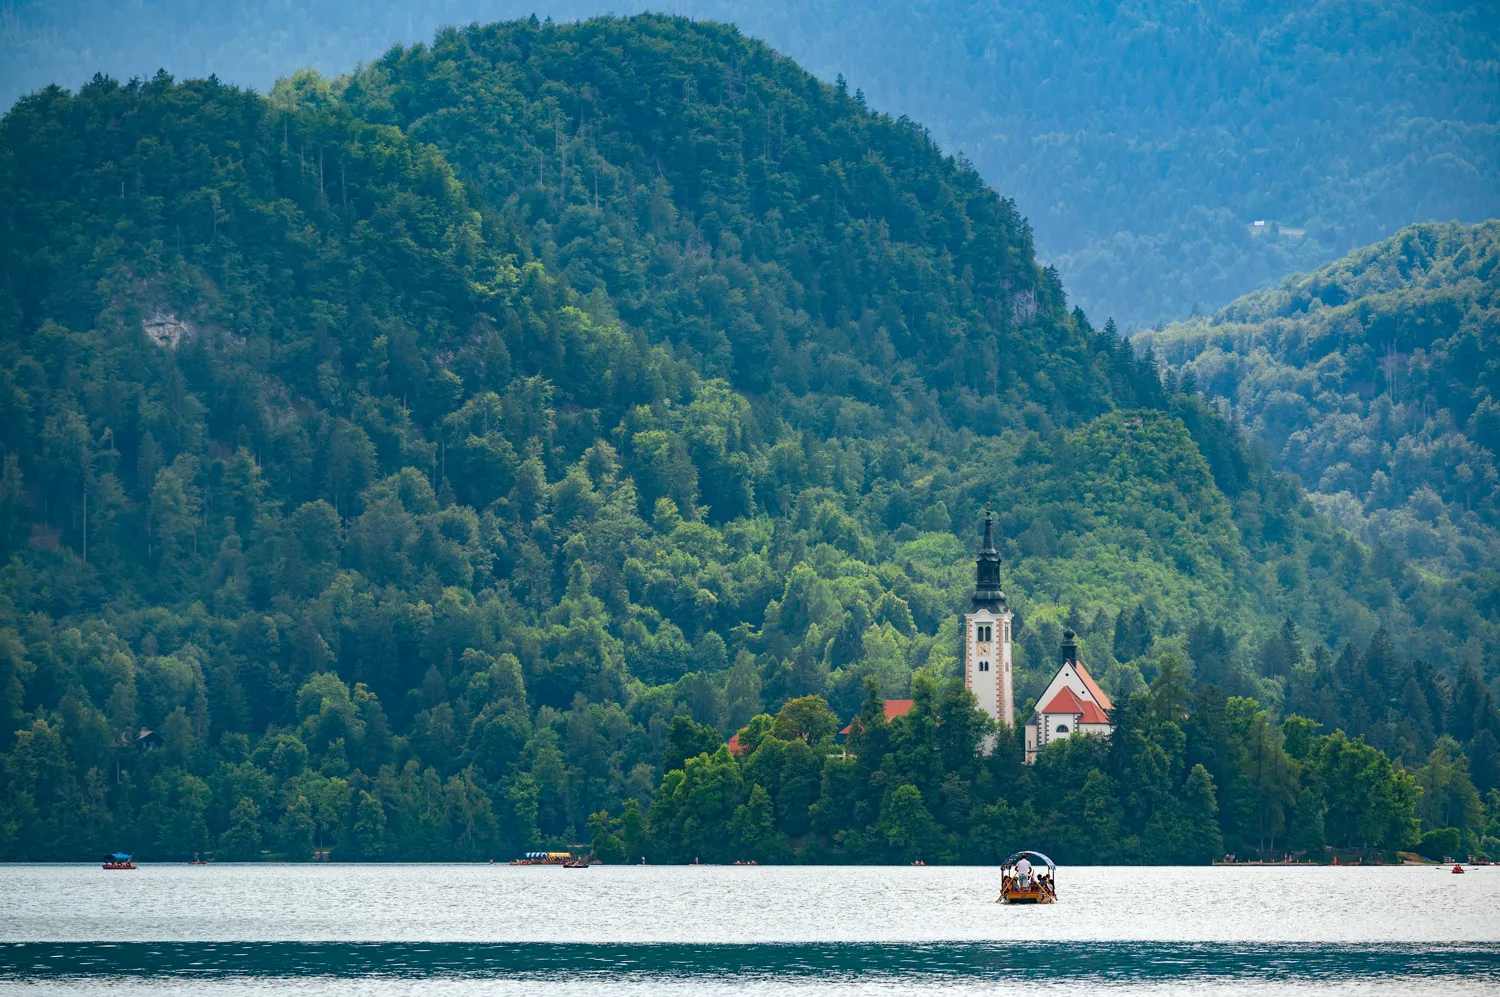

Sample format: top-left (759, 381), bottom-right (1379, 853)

top-left (510, 852), bottom-right (579, 866)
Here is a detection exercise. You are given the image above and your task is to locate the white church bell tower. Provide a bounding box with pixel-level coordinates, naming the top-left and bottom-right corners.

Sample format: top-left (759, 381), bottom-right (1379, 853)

top-left (965, 513), bottom-right (1014, 741)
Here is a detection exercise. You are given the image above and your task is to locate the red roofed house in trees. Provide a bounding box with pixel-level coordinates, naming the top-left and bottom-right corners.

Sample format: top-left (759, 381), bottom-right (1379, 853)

top-left (838, 698), bottom-right (915, 737)
top-left (1023, 629), bottom-right (1114, 763)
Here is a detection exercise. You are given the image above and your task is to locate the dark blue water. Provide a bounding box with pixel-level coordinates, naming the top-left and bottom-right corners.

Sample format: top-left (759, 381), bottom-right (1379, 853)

top-left (4, 940), bottom-right (1499, 981)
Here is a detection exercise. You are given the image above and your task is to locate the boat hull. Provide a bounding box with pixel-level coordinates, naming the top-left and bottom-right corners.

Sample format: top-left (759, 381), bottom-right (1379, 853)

top-left (1000, 889), bottom-right (1054, 904)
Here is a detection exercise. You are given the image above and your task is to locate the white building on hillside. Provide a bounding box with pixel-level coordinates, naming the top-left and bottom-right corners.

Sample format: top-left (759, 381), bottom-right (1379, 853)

top-left (1023, 629), bottom-right (1113, 763)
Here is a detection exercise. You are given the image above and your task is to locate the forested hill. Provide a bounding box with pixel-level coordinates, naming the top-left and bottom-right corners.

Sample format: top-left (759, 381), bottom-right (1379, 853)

top-left (1142, 223), bottom-right (1500, 583)
top-left (3, 1), bottom-right (1496, 330)
top-left (1, 17), bottom-right (1497, 865)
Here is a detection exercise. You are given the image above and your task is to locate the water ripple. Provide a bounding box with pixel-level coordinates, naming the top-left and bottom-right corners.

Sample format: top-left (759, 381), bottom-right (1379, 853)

top-left (3, 941), bottom-right (1497, 982)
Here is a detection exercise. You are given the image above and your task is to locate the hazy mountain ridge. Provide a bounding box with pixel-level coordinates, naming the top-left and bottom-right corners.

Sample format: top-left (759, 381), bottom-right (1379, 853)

top-left (1143, 222), bottom-right (1500, 580)
top-left (3, 0), bottom-right (1496, 328)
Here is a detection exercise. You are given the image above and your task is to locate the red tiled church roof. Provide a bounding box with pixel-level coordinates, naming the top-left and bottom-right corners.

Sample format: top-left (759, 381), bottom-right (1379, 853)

top-left (1073, 662), bottom-right (1113, 712)
top-left (1077, 700), bottom-right (1110, 725)
top-left (727, 733), bottom-right (746, 757)
top-left (1039, 687), bottom-right (1087, 715)
top-left (839, 698), bottom-right (915, 736)
top-left (1039, 686), bottom-right (1111, 725)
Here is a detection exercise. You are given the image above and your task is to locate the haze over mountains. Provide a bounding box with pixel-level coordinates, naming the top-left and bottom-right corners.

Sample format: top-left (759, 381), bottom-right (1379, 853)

top-left (3, 0), bottom-right (1496, 329)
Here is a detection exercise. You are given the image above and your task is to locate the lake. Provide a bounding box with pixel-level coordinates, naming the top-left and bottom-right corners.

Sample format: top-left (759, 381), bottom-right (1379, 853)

top-left (2, 864), bottom-right (1497, 994)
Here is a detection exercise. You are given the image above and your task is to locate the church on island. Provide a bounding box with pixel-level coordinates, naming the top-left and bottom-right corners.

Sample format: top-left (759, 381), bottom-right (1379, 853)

top-left (964, 515), bottom-right (1114, 762)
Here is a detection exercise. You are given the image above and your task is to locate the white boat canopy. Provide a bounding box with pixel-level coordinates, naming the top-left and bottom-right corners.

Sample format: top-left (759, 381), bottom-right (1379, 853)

top-left (1001, 850), bottom-right (1056, 873)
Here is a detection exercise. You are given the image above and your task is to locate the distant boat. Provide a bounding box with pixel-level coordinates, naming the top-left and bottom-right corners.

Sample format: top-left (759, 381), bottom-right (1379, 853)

top-left (510, 851), bottom-right (579, 866)
top-left (562, 859), bottom-right (590, 868)
top-left (102, 853), bottom-right (135, 870)
top-left (998, 850), bottom-right (1056, 904)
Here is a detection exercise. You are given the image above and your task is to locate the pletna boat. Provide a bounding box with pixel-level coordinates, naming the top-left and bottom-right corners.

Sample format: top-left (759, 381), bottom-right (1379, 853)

top-left (102, 853), bottom-right (136, 870)
top-left (998, 850), bottom-right (1056, 904)
top-left (511, 851), bottom-right (583, 866)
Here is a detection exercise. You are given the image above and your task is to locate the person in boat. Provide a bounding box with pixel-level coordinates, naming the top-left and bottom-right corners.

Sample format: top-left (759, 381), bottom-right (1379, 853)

top-left (1014, 855), bottom-right (1033, 890)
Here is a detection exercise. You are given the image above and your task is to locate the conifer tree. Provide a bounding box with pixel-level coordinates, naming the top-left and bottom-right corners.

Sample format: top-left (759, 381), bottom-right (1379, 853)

top-left (1178, 764), bottom-right (1225, 864)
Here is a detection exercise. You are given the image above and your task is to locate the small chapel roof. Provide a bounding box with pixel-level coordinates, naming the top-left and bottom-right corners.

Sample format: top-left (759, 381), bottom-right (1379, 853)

top-left (1039, 687), bottom-right (1087, 715)
top-left (1076, 700), bottom-right (1111, 725)
top-left (1073, 662), bottom-right (1113, 712)
top-left (1037, 686), bottom-right (1112, 726)
top-left (1058, 629), bottom-right (1113, 712)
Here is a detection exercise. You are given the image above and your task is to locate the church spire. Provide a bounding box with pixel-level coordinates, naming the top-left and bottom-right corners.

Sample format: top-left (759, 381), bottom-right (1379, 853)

top-left (1060, 628), bottom-right (1080, 664)
top-left (971, 512), bottom-right (1006, 612)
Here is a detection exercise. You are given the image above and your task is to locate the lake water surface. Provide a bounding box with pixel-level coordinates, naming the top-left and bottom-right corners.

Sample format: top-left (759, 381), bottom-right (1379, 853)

top-left (2, 864), bottom-right (1496, 994)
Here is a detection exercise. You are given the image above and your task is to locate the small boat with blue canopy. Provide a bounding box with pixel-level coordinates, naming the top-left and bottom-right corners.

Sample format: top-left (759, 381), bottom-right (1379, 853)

top-left (998, 850), bottom-right (1055, 904)
top-left (102, 853), bottom-right (135, 870)
top-left (510, 851), bottom-right (576, 866)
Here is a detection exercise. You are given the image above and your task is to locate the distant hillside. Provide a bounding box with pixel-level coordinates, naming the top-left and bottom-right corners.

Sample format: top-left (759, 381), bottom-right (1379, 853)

top-left (2, 0), bottom-right (1496, 329)
top-left (1142, 222), bottom-right (1500, 580)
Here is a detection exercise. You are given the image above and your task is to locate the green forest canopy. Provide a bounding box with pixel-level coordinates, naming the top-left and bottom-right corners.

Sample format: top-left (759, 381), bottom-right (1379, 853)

top-left (1, 0), bottom-right (1496, 329)
top-left (1143, 222), bottom-right (1500, 583)
top-left (0, 16), bottom-right (1497, 864)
